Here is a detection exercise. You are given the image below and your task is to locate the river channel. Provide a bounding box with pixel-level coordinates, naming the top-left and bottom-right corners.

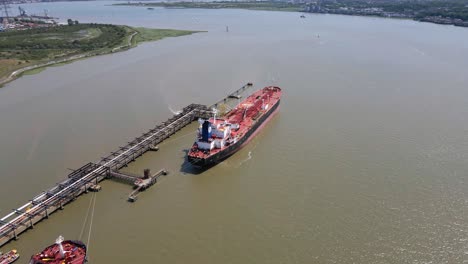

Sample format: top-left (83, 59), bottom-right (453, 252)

top-left (1, 1), bottom-right (468, 263)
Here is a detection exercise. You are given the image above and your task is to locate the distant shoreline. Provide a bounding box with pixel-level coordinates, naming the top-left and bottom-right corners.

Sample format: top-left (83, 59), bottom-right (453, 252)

top-left (113, 1), bottom-right (303, 12)
top-left (114, 1), bottom-right (468, 28)
top-left (0, 24), bottom-right (201, 87)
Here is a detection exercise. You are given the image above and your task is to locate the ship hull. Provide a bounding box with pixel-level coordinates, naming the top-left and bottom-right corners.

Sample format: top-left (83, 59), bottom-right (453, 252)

top-left (188, 98), bottom-right (280, 167)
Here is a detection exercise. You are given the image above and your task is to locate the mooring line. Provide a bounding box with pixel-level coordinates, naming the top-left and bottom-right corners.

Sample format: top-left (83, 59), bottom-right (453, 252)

top-left (78, 192), bottom-right (95, 241)
top-left (86, 192), bottom-right (97, 259)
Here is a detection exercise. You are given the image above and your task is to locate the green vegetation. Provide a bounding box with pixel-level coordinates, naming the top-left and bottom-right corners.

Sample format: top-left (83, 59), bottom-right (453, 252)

top-left (0, 24), bottom-right (127, 60)
top-left (0, 23), bottom-right (199, 86)
top-left (117, 0), bottom-right (468, 27)
top-left (307, 0), bottom-right (468, 26)
top-left (132, 27), bottom-right (202, 44)
top-left (115, 1), bottom-right (303, 12)
top-left (22, 67), bottom-right (46, 76)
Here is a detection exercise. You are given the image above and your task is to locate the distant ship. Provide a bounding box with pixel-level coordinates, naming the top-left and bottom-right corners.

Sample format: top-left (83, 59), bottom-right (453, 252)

top-left (188, 85), bottom-right (282, 167)
top-left (0, 249), bottom-right (19, 264)
top-left (147, 7), bottom-right (154, 10)
top-left (29, 236), bottom-right (87, 264)
top-left (300, 14), bottom-right (306, 18)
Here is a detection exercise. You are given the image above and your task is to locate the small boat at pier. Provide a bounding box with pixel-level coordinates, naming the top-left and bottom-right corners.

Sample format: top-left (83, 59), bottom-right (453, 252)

top-left (0, 250), bottom-right (19, 264)
top-left (149, 144), bottom-right (159, 151)
top-left (228, 94), bottom-right (242, 99)
top-left (88, 184), bottom-right (102, 192)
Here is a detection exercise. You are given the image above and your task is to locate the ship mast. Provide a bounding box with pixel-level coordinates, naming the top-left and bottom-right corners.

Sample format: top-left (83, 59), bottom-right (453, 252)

top-left (212, 107), bottom-right (217, 125)
top-left (56, 235), bottom-right (65, 259)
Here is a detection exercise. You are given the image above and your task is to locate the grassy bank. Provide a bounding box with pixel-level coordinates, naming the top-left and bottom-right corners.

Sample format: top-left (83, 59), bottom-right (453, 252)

top-left (0, 24), bottom-right (200, 86)
top-left (132, 27), bottom-right (200, 44)
top-left (114, 1), bottom-right (303, 12)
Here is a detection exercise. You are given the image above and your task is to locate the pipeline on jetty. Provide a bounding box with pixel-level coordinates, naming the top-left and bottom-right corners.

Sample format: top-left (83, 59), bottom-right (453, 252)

top-left (0, 83), bottom-right (254, 248)
top-left (0, 106), bottom-right (209, 246)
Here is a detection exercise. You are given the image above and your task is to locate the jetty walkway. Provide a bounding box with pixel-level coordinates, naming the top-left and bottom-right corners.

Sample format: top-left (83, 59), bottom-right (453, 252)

top-left (0, 104), bottom-right (211, 247)
top-left (0, 84), bottom-right (252, 248)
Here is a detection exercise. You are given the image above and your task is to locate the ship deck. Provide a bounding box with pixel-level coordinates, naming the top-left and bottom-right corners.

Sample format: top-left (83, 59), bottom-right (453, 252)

top-left (30, 240), bottom-right (86, 264)
top-left (188, 86), bottom-right (281, 160)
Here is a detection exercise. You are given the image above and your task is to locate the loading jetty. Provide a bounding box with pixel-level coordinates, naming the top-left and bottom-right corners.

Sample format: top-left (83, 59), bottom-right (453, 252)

top-left (0, 83), bottom-right (254, 248)
top-left (127, 169), bottom-right (168, 202)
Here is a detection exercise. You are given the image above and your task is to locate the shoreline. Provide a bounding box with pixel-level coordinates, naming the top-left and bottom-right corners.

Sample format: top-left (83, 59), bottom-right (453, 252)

top-left (113, 2), bottom-right (303, 12)
top-left (0, 25), bottom-right (201, 87)
top-left (309, 11), bottom-right (468, 28)
top-left (114, 1), bottom-right (468, 29)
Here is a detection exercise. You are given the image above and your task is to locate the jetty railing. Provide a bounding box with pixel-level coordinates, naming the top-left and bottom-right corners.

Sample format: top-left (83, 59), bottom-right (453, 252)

top-left (0, 83), bottom-right (252, 247)
top-left (0, 103), bottom-right (211, 247)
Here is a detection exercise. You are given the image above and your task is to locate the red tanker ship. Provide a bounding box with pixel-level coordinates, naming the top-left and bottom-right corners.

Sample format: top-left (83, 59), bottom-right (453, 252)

top-left (188, 86), bottom-right (282, 167)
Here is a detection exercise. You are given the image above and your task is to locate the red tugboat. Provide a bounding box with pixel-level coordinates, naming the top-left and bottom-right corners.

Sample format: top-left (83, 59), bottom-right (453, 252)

top-left (188, 86), bottom-right (282, 167)
top-left (29, 236), bottom-right (87, 264)
top-left (0, 249), bottom-right (19, 264)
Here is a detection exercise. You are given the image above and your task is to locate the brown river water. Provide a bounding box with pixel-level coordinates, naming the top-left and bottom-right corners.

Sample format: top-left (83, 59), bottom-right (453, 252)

top-left (1, 1), bottom-right (468, 263)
